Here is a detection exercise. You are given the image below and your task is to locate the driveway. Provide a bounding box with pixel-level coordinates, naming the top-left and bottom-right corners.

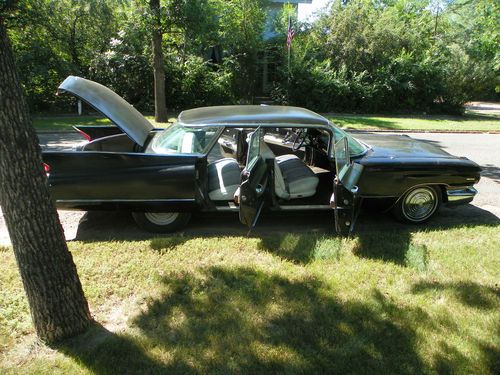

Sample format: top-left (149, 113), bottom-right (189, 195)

top-left (0, 131), bottom-right (498, 244)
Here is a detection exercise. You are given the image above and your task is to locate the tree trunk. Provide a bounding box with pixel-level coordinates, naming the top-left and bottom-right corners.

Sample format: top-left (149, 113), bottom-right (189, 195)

top-left (0, 18), bottom-right (92, 344)
top-left (150, 0), bottom-right (168, 123)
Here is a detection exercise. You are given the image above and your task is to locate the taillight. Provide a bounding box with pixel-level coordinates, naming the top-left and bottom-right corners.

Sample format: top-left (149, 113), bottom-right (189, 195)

top-left (43, 163), bottom-right (51, 174)
top-left (77, 128), bottom-right (92, 141)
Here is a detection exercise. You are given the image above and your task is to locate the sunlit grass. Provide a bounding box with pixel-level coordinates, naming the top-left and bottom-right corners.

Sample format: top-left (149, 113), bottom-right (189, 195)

top-left (328, 113), bottom-right (500, 132)
top-left (1, 225), bottom-right (499, 374)
top-left (33, 115), bottom-right (176, 131)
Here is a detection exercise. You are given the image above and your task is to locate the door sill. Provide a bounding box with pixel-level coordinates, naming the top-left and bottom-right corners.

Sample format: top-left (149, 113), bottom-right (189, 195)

top-left (277, 205), bottom-right (331, 211)
top-left (214, 201), bottom-right (239, 212)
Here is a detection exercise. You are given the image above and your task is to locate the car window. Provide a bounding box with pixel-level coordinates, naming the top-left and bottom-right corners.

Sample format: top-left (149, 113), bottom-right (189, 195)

top-left (148, 123), bottom-right (220, 154)
top-left (331, 125), bottom-right (367, 157)
top-left (207, 128), bottom-right (239, 163)
top-left (334, 136), bottom-right (349, 180)
top-left (246, 128), bottom-right (261, 170)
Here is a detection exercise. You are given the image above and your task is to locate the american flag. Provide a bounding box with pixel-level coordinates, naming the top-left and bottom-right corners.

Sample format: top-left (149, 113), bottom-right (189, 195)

top-left (287, 17), bottom-right (295, 49)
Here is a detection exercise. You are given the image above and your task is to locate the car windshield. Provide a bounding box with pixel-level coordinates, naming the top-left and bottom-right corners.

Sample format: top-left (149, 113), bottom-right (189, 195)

top-left (331, 124), bottom-right (368, 157)
top-left (148, 123), bottom-right (220, 154)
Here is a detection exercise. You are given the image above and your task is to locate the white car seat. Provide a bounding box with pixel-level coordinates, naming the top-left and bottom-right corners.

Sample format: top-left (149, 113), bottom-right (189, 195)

top-left (207, 158), bottom-right (241, 200)
top-left (260, 141), bottom-right (319, 200)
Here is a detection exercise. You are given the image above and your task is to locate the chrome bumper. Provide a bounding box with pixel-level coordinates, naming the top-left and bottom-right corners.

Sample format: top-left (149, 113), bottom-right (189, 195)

top-left (446, 187), bottom-right (477, 205)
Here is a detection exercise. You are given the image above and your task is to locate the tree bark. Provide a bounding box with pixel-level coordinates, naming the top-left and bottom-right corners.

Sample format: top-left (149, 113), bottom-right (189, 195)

top-left (150, 0), bottom-right (168, 123)
top-left (0, 18), bottom-right (92, 344)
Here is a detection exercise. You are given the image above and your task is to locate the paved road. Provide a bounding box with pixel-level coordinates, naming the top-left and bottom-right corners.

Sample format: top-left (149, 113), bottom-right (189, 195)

top-left (0, 131), bottom-right (498, 244)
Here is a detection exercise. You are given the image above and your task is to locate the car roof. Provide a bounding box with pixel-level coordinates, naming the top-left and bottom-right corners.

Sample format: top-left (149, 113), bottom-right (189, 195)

top-left (177, 105), bottom-right (331, 127)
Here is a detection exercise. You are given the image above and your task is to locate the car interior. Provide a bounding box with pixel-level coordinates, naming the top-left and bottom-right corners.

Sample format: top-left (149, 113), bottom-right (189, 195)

top-left (206, 126), bottom-right (335, 208)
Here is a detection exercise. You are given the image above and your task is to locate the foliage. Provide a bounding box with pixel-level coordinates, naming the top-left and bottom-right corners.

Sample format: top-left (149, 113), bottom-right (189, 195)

top-left (7, 0), bottom-right (125, 111)
top-left (167, 55), bottom-right (236, 108)
top-left (271, 0), bottom-right (498, 114)
top-left (5, 0), bottom-right (499, 114)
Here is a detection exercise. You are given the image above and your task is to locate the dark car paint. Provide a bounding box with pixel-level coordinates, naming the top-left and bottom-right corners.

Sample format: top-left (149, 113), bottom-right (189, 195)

top-left (43, 124), bottom-right (480, 214)
top-left (44, 151), bottom-right (203, 211)
top-left (355, 133), bottom-right (453, 159)
top-left (351, 134), bottom-right (481, 199)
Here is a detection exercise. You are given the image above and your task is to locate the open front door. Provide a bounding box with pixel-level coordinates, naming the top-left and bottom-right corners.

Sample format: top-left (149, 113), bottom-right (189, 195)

top-left (331, 137), bottom-right (364, 235)
top-left (239, 128), bottom-right (269, 229)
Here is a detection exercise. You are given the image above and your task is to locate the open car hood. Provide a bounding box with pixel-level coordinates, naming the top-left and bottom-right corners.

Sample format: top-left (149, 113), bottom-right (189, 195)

top-left (58, 76), bottom-right (153, 146)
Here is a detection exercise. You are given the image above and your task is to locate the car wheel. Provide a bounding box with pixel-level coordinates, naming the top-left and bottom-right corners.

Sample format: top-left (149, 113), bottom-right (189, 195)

top-left (132, 212), bottom-right (191, 233)
top-left (393, 186), bottom-right (441, 224)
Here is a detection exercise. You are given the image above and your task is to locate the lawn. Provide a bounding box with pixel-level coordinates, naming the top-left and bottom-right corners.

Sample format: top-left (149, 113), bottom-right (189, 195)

top-left (328, 113), bottom-right (500, 132)
top-left (33, 111), bottom-right (500, 132)
top-left (1, 223), bottom-right (499, 374)
top-left (33, 115), bottom-right (175, 132)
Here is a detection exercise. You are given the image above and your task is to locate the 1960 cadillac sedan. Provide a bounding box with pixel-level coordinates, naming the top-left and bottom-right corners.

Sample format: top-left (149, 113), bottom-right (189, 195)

top-left (42, 76), bottom-right (481, 234)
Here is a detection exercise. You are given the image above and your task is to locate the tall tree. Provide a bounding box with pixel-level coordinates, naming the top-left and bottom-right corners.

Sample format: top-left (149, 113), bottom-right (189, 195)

top-left (215, 0), bottom-right (268, 99)
top-left (0, 12), bottom-right (92, 344)
top-left (150, 0), bottom-right (168, 122)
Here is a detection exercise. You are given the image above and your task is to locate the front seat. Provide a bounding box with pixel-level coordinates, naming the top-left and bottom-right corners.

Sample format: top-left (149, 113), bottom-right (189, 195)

top-left (260, 141), bottom-right (319, 200)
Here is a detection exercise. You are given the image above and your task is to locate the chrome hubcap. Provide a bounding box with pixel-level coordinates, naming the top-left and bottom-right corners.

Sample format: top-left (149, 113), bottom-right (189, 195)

top-left (144, 212), bottom-right (179, 226)
top-left (402, 187), bottom-right (437, 222)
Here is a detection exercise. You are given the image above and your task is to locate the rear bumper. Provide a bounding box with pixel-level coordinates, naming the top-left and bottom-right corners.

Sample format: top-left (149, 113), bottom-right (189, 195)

top-left (445, 187), bottom-right (477, 206)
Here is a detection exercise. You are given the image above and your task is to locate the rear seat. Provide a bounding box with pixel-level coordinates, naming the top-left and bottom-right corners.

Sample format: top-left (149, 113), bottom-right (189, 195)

top-left (275, 154), bottom-right (319, 199)
top-left (259, 141), bottom-right (319, 200)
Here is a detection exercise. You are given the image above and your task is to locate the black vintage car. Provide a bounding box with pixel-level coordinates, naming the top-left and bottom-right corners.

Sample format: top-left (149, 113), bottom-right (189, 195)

top-left (43, 76), bottom-right (481, 234)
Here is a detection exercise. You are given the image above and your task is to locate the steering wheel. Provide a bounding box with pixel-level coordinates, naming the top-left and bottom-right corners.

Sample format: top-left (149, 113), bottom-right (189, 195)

top-left (292, 129), bottom-right (307, 152)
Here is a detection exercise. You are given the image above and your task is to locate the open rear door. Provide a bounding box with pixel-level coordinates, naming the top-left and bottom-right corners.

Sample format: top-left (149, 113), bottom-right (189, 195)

top-left (239, 128), bottom-right (269, 229)
top-left (331, 137), bottom-right (364, 235)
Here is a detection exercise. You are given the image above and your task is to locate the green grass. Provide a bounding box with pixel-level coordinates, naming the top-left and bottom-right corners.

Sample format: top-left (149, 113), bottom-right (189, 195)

top-left (33, 111), bottom-right (500, 132)
top-left (327, 113), bottom-right (500, 132)
top-left (33, 115), bottom-right (176, 131)
top-left (1, 225), bottom-right (499, 374)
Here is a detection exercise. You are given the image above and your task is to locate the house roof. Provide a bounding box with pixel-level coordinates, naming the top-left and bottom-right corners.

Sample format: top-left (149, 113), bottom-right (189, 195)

top-left (177, 105), bottom-right (330, 127)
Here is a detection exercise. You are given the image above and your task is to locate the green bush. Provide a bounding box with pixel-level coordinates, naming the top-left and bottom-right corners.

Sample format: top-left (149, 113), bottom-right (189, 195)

top-left (168, 55), bottom-right (236, 109)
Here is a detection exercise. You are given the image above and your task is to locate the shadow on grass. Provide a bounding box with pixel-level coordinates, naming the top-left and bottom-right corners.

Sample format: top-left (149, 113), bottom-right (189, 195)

top-left (57, 323), bottom-right (172, 374)
top-left (54, 270), bottom-right (427, 374)
top-left (55, 267), bottom-right (499, 374)
top-left (329, 112), bottom-right (500, 130)
top-left (412, 281), bottom-right (500, 310)
top-left (257, 233), bottom-right (342, 263)
top-left (73, 203), bottom-right (499, 269)
top-left (331, 116), bottom-right (401, 130)
top-left (128, 267), bottom-right (429, 374)
top-left (60, 209), bottom-right (500, 373)
top-left (351, 204), bottom-right (499, 267)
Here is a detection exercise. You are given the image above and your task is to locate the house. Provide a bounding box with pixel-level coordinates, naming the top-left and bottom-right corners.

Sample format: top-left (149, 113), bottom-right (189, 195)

top-left (264, 0), bottom-right (312, 41)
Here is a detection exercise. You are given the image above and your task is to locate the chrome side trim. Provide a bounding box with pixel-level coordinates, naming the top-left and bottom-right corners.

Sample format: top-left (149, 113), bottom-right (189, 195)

top-left (446, 187), bottom-right (477, 203)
